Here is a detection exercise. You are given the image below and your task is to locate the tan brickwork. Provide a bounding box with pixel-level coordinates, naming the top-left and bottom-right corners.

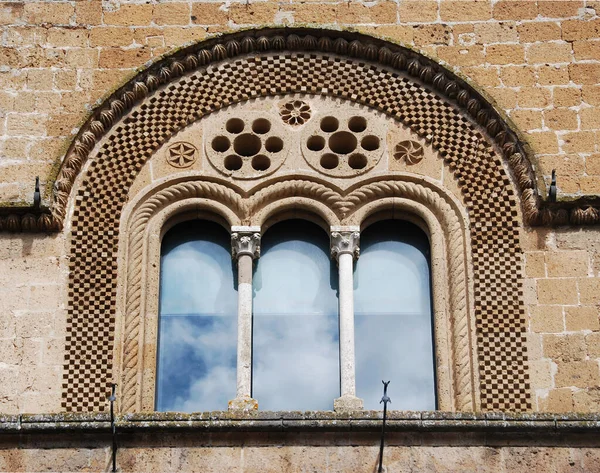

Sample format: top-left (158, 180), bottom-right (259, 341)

top-left (0, 1), bottom-right (599, 202)
top-left (523, 227), bottom-right (600, 413)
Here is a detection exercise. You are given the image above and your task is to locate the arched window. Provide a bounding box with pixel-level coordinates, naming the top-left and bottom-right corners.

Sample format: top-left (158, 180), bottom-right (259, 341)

top-left (155, 220), bottom-right (238, 412)
top-left (354, 220), bottom-right (436, 410)
top-left (252, 220), bottom-right (339, 410)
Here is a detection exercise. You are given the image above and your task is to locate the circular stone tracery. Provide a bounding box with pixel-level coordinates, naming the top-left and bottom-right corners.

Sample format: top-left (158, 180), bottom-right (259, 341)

top-left (205, 111), bottom-right (290, 178)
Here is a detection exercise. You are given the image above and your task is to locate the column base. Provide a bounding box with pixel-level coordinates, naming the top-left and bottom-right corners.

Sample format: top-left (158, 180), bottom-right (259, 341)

top-left (334, 395), bottom-right (364, 412)
top-left (228, 396), bottom-right (258, 411)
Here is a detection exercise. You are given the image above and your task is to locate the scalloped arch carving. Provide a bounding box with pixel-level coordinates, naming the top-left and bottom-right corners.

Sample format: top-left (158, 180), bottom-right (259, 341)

top-left (62, 29), bottom-right (531, 413)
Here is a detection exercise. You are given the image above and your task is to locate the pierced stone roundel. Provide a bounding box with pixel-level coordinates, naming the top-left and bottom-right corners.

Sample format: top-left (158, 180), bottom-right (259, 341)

top-left (301, 109), bottom-right (385, 177)
top-left (166, 141), bottom-right (198, 168)
top-left (395, 140), bottom-right (424, 165)
top-left (280, 100), bottom-right (311, 126)
top-left (204, 111), bottom-right (290, 179)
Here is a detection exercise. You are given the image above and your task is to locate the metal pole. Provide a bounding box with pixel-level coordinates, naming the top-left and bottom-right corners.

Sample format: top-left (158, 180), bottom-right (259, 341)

top-left (108, 383), bottom-right (117, 473)
top-left (378, 380), bottom-right (391, 473)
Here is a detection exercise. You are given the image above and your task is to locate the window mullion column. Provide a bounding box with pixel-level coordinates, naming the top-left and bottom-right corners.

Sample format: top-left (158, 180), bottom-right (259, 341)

top-left (229, 226), bottom-right (261, 411)
top-left (331, 227), bottom-right (364, 411)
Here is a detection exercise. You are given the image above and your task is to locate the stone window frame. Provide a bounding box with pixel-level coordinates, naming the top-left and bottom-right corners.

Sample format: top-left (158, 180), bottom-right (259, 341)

top-left (115, 174), bottom-right (479, 413)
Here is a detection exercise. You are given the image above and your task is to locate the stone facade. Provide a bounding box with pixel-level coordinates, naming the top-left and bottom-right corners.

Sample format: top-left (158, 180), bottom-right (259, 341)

top-left (1, 1), bottom-right (600, 472)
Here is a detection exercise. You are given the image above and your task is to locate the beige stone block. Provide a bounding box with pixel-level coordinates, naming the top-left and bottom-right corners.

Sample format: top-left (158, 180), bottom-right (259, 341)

top-left (526, 131), bottom-right (559, 154)
top-left (486, 44), bottom-right (525, 65)
top-left (15, 311), bottom-right (54, 339)
top-left (518, 87), bottom-right (552, 108)
top-left (191, 3), bottom-right (228, 25)
top-left (437, 46), bottom-right (484, 67)
top-left (0, 286), bottom-right (29, 312)
top-left (586, 332), bottom-right (600, 358)
top-left (525, 251), bottom-right (545, 278)
top-left (462, 66), bottom-right (500, 87)
top-left (546, 250), bottom-right (589, 277)
top-left (518, 22), bottom-right (562, 42)
top-left (414, 25), bottom-right (451, 46)
top-left (530, 306), bottom-right (564, 333)
top-left (28, 138), bottom-right (63, 161)
top-left (64, 48), bottom-right (99, 68)
top-left (540, 388), bottom-right (574, 412)
top-left (529, 359), bottom-right (553, 389)
top-left (336, 1), bottom-right (397, 24)
top-left (98, 47), bottom-right (151, 69)
top-left (562, 19), bottom-right (600, 41)
top-left (493, 1), bottom-right (537, 20)
top-left (162, 27), bottom-right (207, 47)
top-left (46, 113), bottom-right (78, 137)
top-left (555, 360), bottom-right (600, 388)
top-left (0, 367), bottom-right (19, 404)
top-left (26, 69), bottom-right (53, 91)
top-left (573, 387), bottom-right (600, 413)
top-left (75, 1), bottom-right (102, 25)
top-left (527, 42), bottom-right (572, 64)
top-left (587, 154), bottom-right (600, 175)
top-left (28, 284), bottom-right (60, 312)
top-left (582, 85), bottom-right (600, 106)
top-left (47, 28), bottom-right (89, 48)
top-left (54, 70), bottom-right (77, 91)
top-left (474, 21), bottom-right (518, 44)
top-left (229, 2), bottom-right (279, 24)
top-left (0, 137), bottom-right (28, 158)
top-left (6, 113), bottom-right (46, 136)
top-left (566, 306), bottom-right (600, 332)
top-left (42, 338), bottom-right (64, 366)
top-left (104, 4), bottom-right (153, 26)
top-left (501, 65), bottom-right (535, 87)
top-left (510, 110), bottom-right (542, 131)
top-left (543, 333), bottom-right (586, 361)
top-left (579, 277), bottom-right (600, 305)
top-left (4, 26), bottom-right (48, 48)
top-left (399, 1), bottom-right (438, 22)
top-left (553, 87), bottom-right (581, 107)
top-left (485, 87), bottom-right (517, 108)
top-left (537, 278), bottom-right (578, 305)
top-left (153, 2), bottom-right (190, 26)
top-left (90, 27), bottom-right (135, 47)
top-left (23, 2), bottom-right (74, 25)
top-left (569, 63), bottom-right (600, 85)
top-left (538, 154), bottom-right (584, 179)
top-left (539, 0), bottom-right (582, 18)
top-left (561, 131), bottom-right (596, 153)
top-left (523, 277), bottom-right (537, 305)
top-left (580, 108), bottom-right (600, 130)
top-left (580, 176), bottom-right (600, 193)
top-left (362, 25), bottom-right (414, 44)
top-left (0, 339), bottom-right (21, 365)
top-left (573, 40), bottom-right (600, 61)
top-left (537, 65), bottom-right (570, 85)
top-left (439, 0), bottom-right (491, 21)
top-left (0, 2), bottom-right (24, 25)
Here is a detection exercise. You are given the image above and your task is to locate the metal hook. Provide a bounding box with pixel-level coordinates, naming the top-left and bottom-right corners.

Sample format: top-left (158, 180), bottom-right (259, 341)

top-left (108, 383), bottom-right (117, 473)
top-left (378, 380), bottom-right (391, 473)
top-left (549, 169), bottom-right (557, 203)
top-left (33, 177), bottom-right (40, 209)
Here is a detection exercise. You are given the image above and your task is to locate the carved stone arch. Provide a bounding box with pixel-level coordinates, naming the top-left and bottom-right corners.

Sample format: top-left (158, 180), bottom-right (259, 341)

top-left (61, 28), bottom-right (532, 413)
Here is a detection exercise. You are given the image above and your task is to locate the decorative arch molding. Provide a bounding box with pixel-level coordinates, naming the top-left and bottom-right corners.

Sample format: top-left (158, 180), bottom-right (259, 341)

top-left (58, 28), bottom-right (532, 413)
top-left (117, 175), bottom-right (479, 413)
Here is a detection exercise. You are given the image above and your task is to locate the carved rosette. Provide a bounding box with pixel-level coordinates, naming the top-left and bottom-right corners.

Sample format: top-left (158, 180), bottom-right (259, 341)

top-left (330, 230), bottom-right (360, 261)
top-left (231, 230), bottom-right (261, 260)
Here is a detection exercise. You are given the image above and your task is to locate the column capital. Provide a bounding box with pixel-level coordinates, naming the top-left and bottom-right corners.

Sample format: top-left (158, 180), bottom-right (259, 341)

top-left (231, 226), bottom-right (261, 260)
top-left (330, 226), bottom-right (360, 261)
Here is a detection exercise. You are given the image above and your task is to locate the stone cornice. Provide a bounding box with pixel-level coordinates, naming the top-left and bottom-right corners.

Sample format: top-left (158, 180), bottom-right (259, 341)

top-left (1, 27), bottom-right (598, 232)
top-left (2, 412), bottom-right (600, 435)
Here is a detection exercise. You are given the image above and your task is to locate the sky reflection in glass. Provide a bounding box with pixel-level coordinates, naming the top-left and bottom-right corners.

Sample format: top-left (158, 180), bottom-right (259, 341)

top-left (354, 220), bottom-right (436, 410)
top-left (156, 220), bottom-right (237, 412)
top-left (253, 220), bottom-right (339, 411)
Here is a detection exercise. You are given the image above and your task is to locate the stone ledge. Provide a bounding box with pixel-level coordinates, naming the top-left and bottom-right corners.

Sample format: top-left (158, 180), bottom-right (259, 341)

top-left (2, 412), bottom-right (600, 434)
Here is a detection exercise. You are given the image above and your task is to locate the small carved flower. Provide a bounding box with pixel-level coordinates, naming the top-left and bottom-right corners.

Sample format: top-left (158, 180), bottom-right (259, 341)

top-left (394, 140), bottom-right (424, 165)
top-left (167, 142), bottom-right (197, 168)
top-left (280, 100), bottom-right (311, 126)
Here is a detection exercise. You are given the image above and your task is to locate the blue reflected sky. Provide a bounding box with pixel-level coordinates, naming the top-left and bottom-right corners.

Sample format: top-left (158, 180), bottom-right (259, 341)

top-left (156, 220), bottom-right (237, 412)
top-left (355, 220), bottom-right (436, 410)
top-left (253, 220), bottom-right (340, 411)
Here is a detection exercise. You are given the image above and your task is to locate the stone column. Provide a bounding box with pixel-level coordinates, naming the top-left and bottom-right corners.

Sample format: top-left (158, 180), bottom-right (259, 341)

top-left (331, 227), bottom-right (364, 411)
top-left (229, 226), bottom-right (261, 411)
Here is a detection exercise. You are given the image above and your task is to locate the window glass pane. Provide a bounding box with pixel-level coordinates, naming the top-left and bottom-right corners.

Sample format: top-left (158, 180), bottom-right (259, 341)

top-left (253, 220), bottom-right (339, 410)
top-left (156, 220), bottom-right (237, 412)
top-left (355, 220), bottom-right (436, 410)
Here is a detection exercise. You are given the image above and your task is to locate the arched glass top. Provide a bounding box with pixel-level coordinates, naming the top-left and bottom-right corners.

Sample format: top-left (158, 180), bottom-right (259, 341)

top-left (156, 220), bottom-right (237, 412)
top-left (253, 220), bottom-right (339, 410)
top-left (354, 220), bottom-right (436, 410)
